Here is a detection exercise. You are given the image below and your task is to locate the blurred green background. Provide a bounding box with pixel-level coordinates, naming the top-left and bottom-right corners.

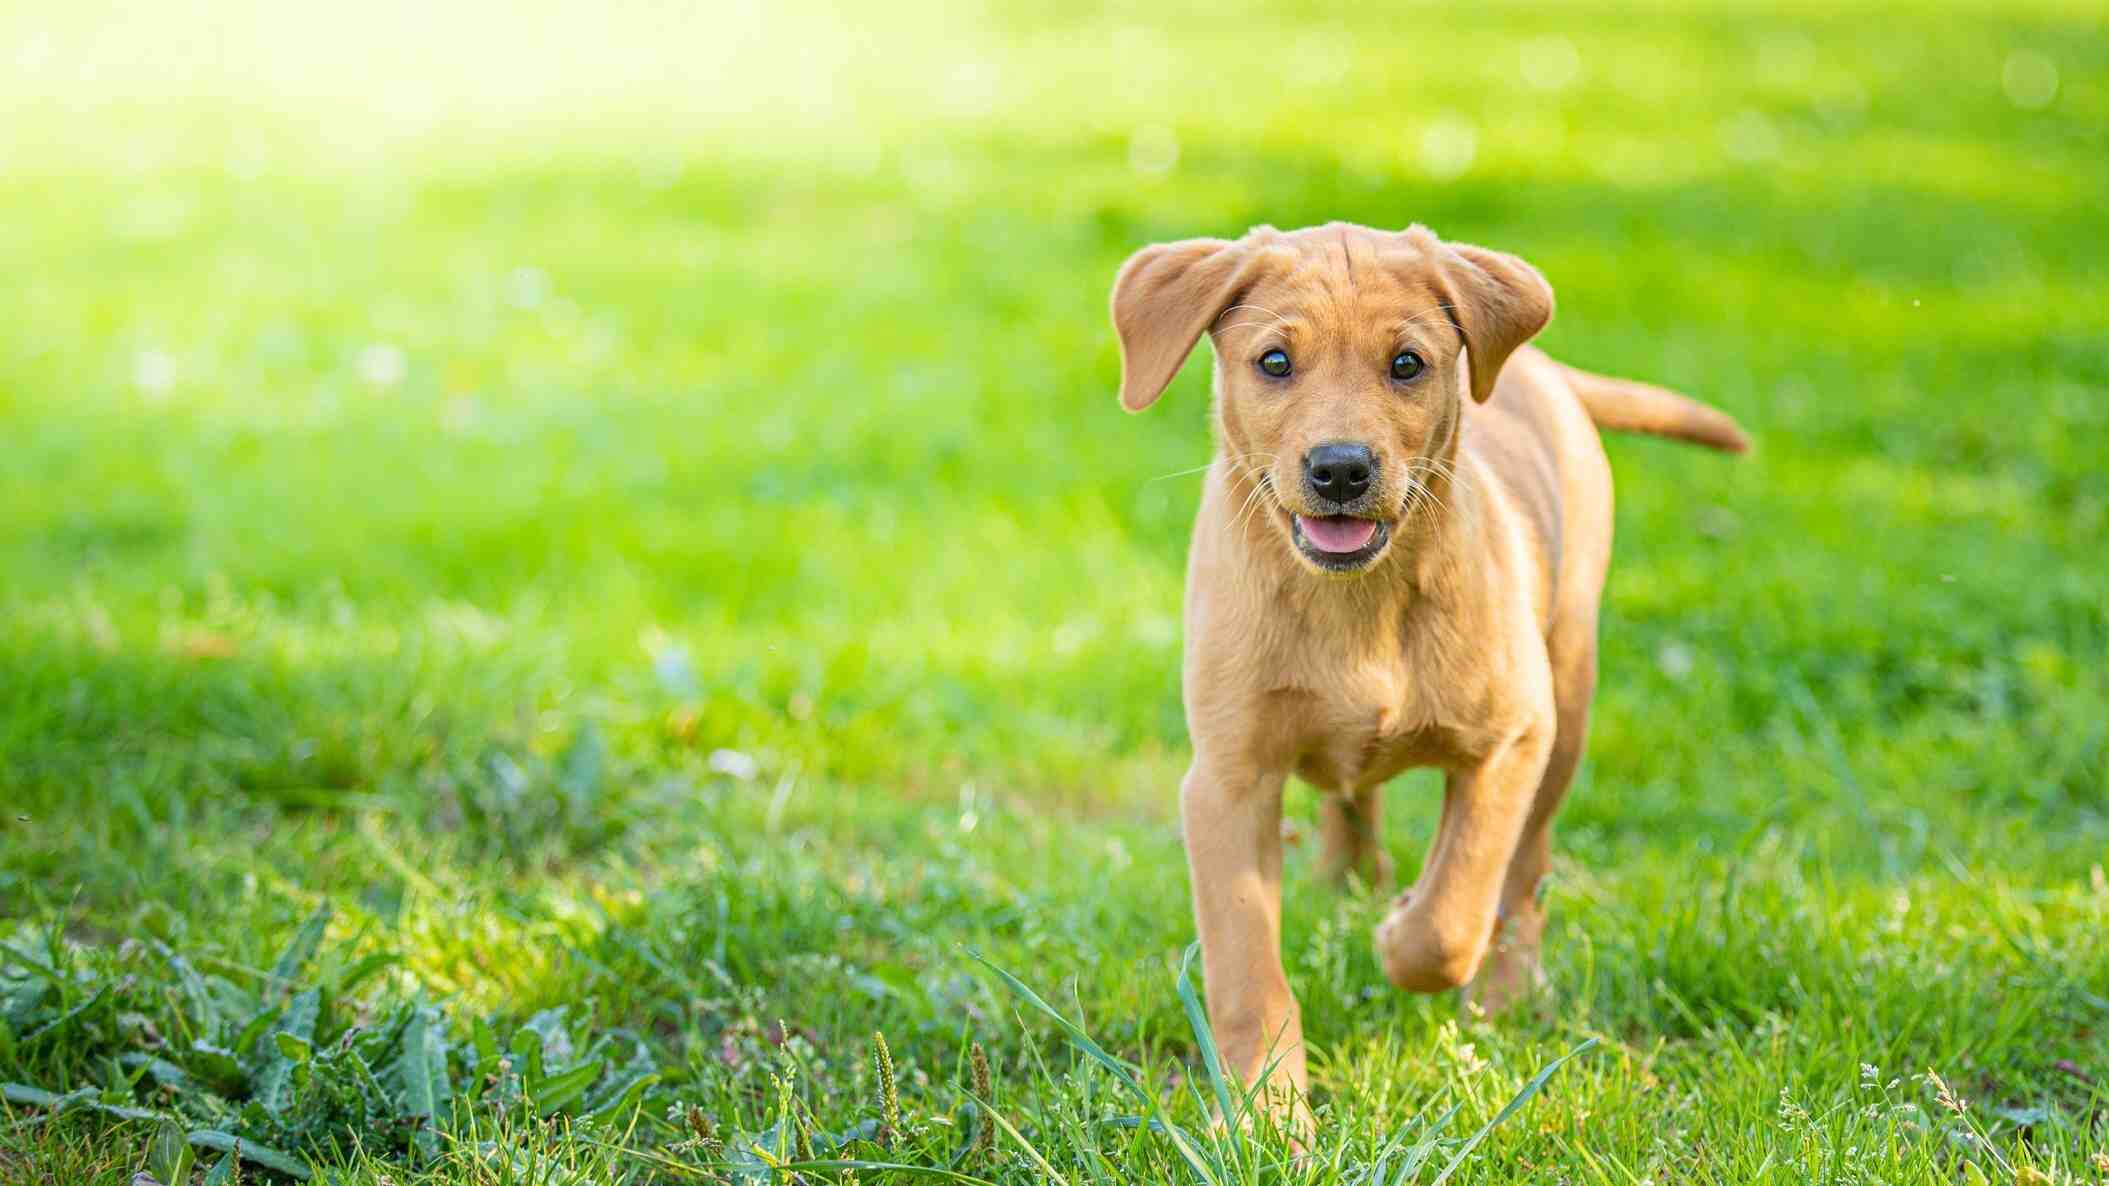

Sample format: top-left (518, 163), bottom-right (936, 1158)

top-left (2, 1), bottom-right (2105, 1182)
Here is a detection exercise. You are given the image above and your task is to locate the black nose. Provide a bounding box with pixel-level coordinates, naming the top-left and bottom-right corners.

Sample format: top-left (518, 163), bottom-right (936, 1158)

top-left (1305, 443), bottom-right (1375, 504)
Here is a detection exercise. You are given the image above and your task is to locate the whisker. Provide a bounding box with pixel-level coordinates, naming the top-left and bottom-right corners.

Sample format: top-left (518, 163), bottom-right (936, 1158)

top-left (1144, 461), bottom-right (1219, 484)
top-left (1143, 451), bottom-right (1278, 485)
top-left (1214, 303), bottom-right (1292, 341)
top-left (1225, 467), bottom-right (1266, 515)
top-left (1232, 471), bottom-right (1279, 537)
top-left (1404, 468), bottom-right (1458, 496)
top-left (1393, 305), bottom-right (1458, 336)
top-left (1407, 483), bottom-right (1452, 521)
top-left (1395, 457), bottom-right (1458, 522)
top-left (1398, 476), bottom-right (1425, 521)
top-left (1228, 484), bottom-right (1265, 537)
top-left (1239, 472), bottom-right (1272, 521)
top-left (1410, 477), bottom-right (1449, 518)
top-left (1216, 303), bottom-right (1287, 324)
top-left (1405, 455), bottom-right (1468, 495)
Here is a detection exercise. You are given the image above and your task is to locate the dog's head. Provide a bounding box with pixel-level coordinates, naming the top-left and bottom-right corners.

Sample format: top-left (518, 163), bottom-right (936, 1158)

top-left (1111, 222), bottom-right (1552, 575)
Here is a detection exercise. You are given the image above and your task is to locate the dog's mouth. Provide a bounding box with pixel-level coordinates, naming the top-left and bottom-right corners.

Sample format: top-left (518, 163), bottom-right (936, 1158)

top-left (1290, 513), bottom-right (1392, 572)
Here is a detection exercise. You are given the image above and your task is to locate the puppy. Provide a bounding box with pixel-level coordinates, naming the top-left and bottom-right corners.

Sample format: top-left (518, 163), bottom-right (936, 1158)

top-left (1110, 222), bottom-right (1747, 1121)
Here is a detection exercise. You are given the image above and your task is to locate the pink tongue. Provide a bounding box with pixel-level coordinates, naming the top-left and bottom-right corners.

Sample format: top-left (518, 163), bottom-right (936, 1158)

top-left (1297, 515), bottom-right (1378, 554)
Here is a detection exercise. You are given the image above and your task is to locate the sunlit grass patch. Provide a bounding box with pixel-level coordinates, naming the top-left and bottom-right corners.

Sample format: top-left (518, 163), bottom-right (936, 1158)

top-left (4, 0), bottom-right (2107, 1181)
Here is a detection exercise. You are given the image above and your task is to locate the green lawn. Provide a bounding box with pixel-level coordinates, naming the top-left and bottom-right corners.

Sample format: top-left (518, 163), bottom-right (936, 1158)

top-left (4, 0), bottom-right (2107, 1181)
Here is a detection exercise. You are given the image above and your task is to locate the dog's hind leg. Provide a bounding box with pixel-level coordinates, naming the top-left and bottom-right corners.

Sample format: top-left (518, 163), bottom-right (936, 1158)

top-left (1468, 632), bottom-right (1597, 1013)
top-left (1317, 784), bottom-right (1395, 888)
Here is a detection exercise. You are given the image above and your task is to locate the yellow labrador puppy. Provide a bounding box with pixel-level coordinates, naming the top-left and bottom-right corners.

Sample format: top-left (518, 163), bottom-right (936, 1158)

top-left (1111, 222), bottom-right (1747, 1121)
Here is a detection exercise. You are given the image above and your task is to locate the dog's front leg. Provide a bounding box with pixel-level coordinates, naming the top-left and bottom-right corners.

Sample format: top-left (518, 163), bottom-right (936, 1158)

top-left (1181, 760), bottom-right (1309, 1126)
top-left (1374, 726), bottom-right (1552, 992)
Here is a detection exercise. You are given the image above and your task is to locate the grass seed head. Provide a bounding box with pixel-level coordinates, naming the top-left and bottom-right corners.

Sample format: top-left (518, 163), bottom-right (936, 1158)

top-left (969, 1040), bottom-right (991, 1102)
top-left (871, 1030), bottom-right (899, 1145)
top-left (683, 1101), bottom-right (714, 1141)
top-left (968, 1041), bottom-right (994, 1160)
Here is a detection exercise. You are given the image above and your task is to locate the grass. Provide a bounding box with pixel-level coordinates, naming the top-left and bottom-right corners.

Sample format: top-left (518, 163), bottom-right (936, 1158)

top-left (2, 0), bottom-right (2107, 1180)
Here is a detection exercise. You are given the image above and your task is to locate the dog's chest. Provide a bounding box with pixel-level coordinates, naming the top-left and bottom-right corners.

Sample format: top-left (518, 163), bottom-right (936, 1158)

top-left (1288, 654), bottom-right (1482, 790)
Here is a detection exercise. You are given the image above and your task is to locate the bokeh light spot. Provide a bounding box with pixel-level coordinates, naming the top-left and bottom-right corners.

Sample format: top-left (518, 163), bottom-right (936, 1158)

top-left (1519, 35), bottom-right (1581, 92)
top-left (1127, 124), bottom-right (1179, 177)
top-left (1418, 116), bottom-right (1477, 180)
top-left (2002, 50), bottom-right (2058, 110)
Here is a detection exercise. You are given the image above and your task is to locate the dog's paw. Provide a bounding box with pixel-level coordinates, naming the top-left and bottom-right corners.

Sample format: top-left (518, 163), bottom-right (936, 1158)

top-left (1373, 900), bottom-right (1485, 993)
top-left (1464, 949), bottom-right (1548, 1015)
top-left (1463, 912), bottom-right (1549, 1014)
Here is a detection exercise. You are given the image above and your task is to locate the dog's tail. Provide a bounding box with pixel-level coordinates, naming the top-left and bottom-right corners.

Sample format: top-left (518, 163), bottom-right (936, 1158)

top-left (1561, 364), bottom-right (1751, 454)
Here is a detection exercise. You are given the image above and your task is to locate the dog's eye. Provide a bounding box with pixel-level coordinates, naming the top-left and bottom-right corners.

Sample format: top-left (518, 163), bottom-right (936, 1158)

top-left (1390, 351), bottom-right (1425, 381)
top-left (1257, 349), bottom-right (1292, 378)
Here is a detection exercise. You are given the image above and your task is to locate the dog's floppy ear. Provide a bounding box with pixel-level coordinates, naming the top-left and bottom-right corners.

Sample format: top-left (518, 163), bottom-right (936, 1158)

top-left (1110, 237), bottom-right (1251, 412)
top-left (1439, 242), bottom-right (1554, 404)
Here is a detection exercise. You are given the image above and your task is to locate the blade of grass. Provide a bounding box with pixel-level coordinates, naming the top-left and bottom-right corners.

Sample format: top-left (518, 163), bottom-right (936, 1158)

top-left (1175, 942), bottom-right (1245, 1171)
top-left (1387, 1097), bottom-right (1462, 1185)
top-left (603, 1140), bottom-right (1008, 1185)
top-left (1426, 1037), bottom-right (1597, 1186)
top-left (187, 1130), bottom-right (314, 1180)
top-left (959, 1098), bottom-right (1074, 1186)
top-left (967, 947), bottom-right (1222, 1186)
top-left (268, 905), bottom-right (331, 994)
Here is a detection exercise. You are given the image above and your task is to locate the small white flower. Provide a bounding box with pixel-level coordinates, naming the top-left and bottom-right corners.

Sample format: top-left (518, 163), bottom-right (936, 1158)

top-left (709, 749), bottom-right (760, 782)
